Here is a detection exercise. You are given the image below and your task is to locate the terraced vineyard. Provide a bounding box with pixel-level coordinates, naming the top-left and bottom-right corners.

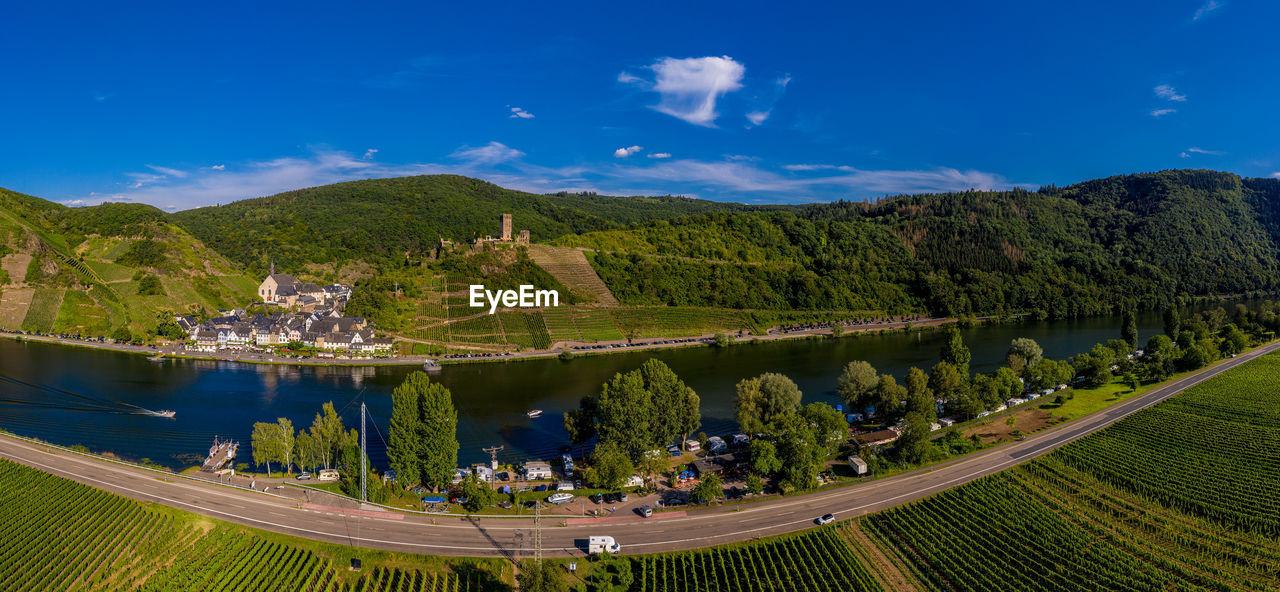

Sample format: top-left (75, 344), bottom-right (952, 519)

top-left (628, 528), bottom-right (883, 592)
top-left (0, 457), bottom-right (501, 591)
top-left (541, 306), bottom-right (625, 343)
top-left (611, 307), bottom-right (751, 338)
top-left (861, 350), bottom-right (1280, 591)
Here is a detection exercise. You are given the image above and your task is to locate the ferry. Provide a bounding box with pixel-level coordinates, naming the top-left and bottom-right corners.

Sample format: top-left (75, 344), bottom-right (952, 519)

top-left (526, 409), bottom-right (543, 418)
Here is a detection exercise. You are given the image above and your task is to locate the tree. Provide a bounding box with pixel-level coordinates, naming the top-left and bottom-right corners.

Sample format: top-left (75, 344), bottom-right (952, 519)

top-left (276, 417), bottom-right (295, 475)
top-left (744, 473), bottom-right (765, 495)
top-left (896, 412), bottom-right (932, 464)
top-left (1163, 305), bottom-right (1181, 340)
top-left (904, 367), bottom-right (937, 424)
top-left (1005, 338), bottom-right (1043, 375)
top-left (294, 430), bottom-right (317, 473)
top-left (872, 374), bottom-right (907, 420)
top-left (1221, 324), bottom-right (1248, 355)
top-left (418, 375), bottom-right (459, 491)
top-left (309, 401), bottom-right (347, 470)
top-left (642, 360), bottom-right (700, 451)
top-left (251, 421), bottom-right (280, 476)
top-left (734, 373), bottom-right (803, 433)
top-left (585, 440), bottom-right (634, 490)
top-left (940, 329), bottom-right (971, 377)
top-left (575, 360), bottom-right (699, 461)
top-left (928, 362), bottom-right (964, 404)
top-left (836, 361), bottom-right (879, 411)
top-left (516, 559), bottom-right (564, 592)
top-left (562, 395), bottom-right (597, 459)
top-left (799, 402), bottom-right (847, 454)
top-left (388, 374), bottom-right (426, 488)
top-left (460, 473), bottom-right (497, 512)
top-left (712, 332), bottom-right (731, 348)
top-left (769, 413), bottom-right (824, 491)
top-left (747, 439), bottom-right (782, 476)
top-left (691, 473), bottom-right (725, 504)
top-left (1121, 309), bottom-right (1138, 348)
top-left (1027, 358), bottom-right (1073, 391)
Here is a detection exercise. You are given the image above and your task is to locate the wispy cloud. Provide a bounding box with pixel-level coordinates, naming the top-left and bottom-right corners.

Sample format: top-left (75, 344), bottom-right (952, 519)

top-left (745, 75), bottom-right (791, 127)
top-left (621, 56), bottom-right (746, 127)
top-left (451, 141), bottom-right (525, 165)
top-left (81, 147), bottom-right (1014, 211)
top-left (210, 164), bottom-right (225, 171)
top-left (1185, 146), bottom-right (1226, 156)
top-left (362, 148), bottom-right (378, 160)
top-left (614, 145), bottom-right (643, 158)
top-left (1150, 108), bottom-right (1177, 117)
top-left (1271, 172), bottom-right (1280, 179)
top-left (146, 164), bottom-right (188, 178)
top-left (1154, 84), bottom-right (1187, 102)
top-left (93, 92), bottom-right (114, 102)
top-left (1192, 0), bottom-right (1222, 21)
top-left (509, 106), bottom-right (535, 119)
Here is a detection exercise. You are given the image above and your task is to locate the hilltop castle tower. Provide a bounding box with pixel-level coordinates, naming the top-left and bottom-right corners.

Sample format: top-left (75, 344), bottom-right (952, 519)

top-left (501, 214), bottom-right (513, 241)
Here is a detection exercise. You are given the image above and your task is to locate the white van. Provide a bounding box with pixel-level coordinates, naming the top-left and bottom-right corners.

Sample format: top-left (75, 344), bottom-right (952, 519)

top-left (588, 536), bottom-right (621, 554)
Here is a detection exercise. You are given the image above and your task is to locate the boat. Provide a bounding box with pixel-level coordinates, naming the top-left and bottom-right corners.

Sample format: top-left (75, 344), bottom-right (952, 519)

top-left (148, 353), bottom-right (166, 362)
top-left (527, 409), bottom-right (543, 418)
top-left (154, 410), bottom-right (176, 418)
top-left (422, 360), bottom-right (443, 373)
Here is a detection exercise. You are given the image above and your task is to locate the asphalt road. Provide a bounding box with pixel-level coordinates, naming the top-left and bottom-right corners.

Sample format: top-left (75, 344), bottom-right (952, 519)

top-left (2, 341), bottom-right (1274, 559)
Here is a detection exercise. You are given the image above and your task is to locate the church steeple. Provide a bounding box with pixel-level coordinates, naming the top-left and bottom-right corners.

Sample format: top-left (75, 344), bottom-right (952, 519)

top-left (270, 259), bottom-right (275, 275)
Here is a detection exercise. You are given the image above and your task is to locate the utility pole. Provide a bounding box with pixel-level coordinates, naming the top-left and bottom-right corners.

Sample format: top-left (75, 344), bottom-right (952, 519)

top-left (534, 498), bottom-right (543, 564)
top-left (360, 401), bottom-right (367, 503)
top-left (482, 445), bottom-right (503, 489)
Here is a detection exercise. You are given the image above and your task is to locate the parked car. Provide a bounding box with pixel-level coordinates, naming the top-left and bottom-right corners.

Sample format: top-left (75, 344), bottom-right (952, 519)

top-left (295, 472), bottom-right (312, 480)
top-left (590, 493), bottom-right (604, 504)
top-left (815, 513), bottom-right (835, 525)
top-left (617, 492), bottom-right (629, 502)
top-left (603, 492), bottom-right (618, 504)
top-left (638, 505), bottom-right (654, 518)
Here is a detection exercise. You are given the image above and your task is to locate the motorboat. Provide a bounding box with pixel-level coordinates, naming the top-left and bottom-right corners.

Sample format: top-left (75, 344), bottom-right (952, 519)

top-left (154, 410), bottom-right (176, 418)
top-left (527, 409), bottom-right (543, 418)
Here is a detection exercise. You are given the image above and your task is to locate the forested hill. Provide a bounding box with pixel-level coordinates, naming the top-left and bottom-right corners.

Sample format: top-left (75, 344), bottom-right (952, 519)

top-left (556, 170), bottom-right (1280, 318)
top-left (168, 175), bottom-right (768, 273)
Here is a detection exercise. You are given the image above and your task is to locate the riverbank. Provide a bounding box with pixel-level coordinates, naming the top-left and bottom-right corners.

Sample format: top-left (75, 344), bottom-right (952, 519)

top-left (0, 313), bottom-right (965, 369)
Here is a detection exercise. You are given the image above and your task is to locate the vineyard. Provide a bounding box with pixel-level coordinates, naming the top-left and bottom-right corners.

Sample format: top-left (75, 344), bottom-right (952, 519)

top-left (861, 350), bottom-right (1280, 591)
top-left (627, 528), bottom-right (883, 592)
top-left (0, 458), bottom-right (503, 591)
top-left (610, 307), bottom-right (751, 338)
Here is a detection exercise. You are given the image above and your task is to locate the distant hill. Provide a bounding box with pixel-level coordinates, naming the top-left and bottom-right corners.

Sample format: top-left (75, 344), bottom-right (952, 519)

top-left (169, 175), bottom-right (769, 274)
top-left (0, 189), bottom-right (257, 336)
top-left (557, 170), bottom-right (1280, 318)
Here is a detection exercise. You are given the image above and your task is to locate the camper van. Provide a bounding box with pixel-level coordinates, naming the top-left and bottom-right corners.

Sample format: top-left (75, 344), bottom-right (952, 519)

top-left (588, 536), bottom-right (621, 555)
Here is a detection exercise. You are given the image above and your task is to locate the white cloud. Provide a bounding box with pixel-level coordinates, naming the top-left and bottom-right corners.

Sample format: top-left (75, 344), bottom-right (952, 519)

top-left (451, 141), bottom-right (525, 165)
top-left (1185, 146), bottom-right (1225, 155)
top-left (1180, 152), bottom-right (1191, 159)
top-left (1154, 84), bottom-right (1187, 102)
top-left (614, 145), bottom-right (643, 158)
top-left (362, 148), bottom-right (378, 160)
top-left (509, 107), bottom-right (535, 119)
top-left (146, 164), bottom-right (188, 178)
top-left (210, 164), bottom-right (225, 170)
top-left (93, 92), bottom-right (113, 102)
top-left (647, 153), bottom-right (671, 159)
top-left (1193, 0), bottom-right (1222, 21)
top-left (613, 158), bottom-right (1010, 197)
top-left (746, 110), bottom-right (771, 126)
top-left (1271, 172), bottom-right (1280, 178)
top-left (1150, 108), bottom-right (1177, 117)
top-left (625, 56), bottom-right (746, 127)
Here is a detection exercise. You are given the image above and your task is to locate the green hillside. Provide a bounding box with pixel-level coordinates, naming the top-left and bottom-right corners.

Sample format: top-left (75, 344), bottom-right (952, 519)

top-left (0, 189), bottom-right (257, 337)
top-left (170, 174), bottom-right (767, 274)
top-left (559, 170), bottom-right (1280, 318)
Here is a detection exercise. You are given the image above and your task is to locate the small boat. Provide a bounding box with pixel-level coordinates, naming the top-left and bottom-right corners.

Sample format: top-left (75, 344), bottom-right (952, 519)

top-left (154, 410), bottom-right (176, 418)
top-left (148, 354), bottom-right (166, 362)
top-left (423, 360), bottom-right (443, 373)
top-left (526, 409), bottom-right (543, 418)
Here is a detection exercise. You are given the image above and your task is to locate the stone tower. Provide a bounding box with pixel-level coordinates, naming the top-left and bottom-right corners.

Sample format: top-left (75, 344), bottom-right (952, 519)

top-left (500, 214), bottom-right (513, 241)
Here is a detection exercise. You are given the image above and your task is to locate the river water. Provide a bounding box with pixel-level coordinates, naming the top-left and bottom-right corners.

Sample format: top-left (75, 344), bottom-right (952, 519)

top-left (0, 311), bottom-right (1179, 469)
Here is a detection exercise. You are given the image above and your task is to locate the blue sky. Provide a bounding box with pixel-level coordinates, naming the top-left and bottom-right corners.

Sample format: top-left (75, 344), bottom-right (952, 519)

top-left (1, 0), bottom-right (1276, 210)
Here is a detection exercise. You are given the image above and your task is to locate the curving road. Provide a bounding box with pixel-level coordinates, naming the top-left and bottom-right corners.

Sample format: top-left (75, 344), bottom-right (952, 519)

top-left (2, 341), bottom-right (1275, 559)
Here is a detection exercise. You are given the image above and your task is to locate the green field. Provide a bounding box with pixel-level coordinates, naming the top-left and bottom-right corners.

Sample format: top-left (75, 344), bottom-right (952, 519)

top-left (627, 528), bottom-right (882, 592)
top-left (861, 350), bottom-right (1280, 591)
top-left (20, 287), bottom-right (63, 331)
top-left (0, 456), bottom-right (505, 591)
top-left (611, 307), bottom-right (751, 338)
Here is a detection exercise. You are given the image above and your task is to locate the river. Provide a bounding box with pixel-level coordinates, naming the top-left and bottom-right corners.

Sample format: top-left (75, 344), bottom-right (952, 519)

top-left (0, 309), bottom-right (1190, 470)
